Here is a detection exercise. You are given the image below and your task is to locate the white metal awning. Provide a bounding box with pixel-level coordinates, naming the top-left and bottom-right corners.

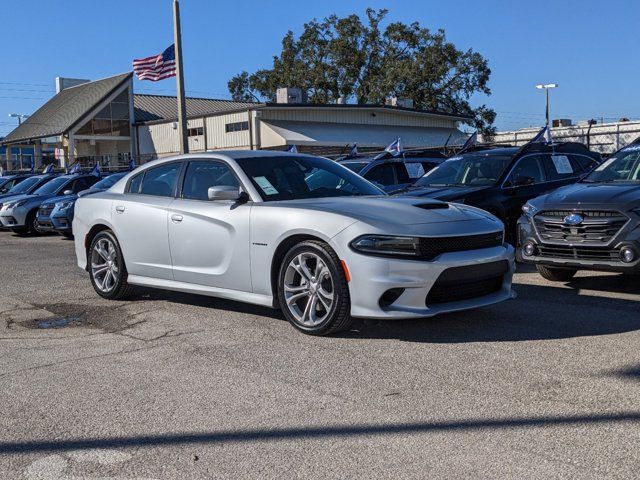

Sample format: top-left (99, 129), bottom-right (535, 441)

top-left (260, 120), bottom-right (467, 148)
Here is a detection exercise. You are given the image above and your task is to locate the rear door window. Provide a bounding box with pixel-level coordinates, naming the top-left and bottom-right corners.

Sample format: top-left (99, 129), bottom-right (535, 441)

top-left (139, 163), bottom-right (183, 197)
top-left (366, 163), bottom-right (396, 185)
top-left (544, 154), bottom-right (579, 180)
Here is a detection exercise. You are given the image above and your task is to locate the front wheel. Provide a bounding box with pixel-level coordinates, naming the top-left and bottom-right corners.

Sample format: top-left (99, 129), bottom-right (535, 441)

top-left (277, 240), bottom-right (352, 336)
top-left (89, 230), bottom-right (134, 299)
top-left (536, 265), bottom-right (577, 282)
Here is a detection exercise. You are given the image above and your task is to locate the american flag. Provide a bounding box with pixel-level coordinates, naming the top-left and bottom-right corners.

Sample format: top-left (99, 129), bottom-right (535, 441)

top-left (133, 44), bottom-right (176, 81)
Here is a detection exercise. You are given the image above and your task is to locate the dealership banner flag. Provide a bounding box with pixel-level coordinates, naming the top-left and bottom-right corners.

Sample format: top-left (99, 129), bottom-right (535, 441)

top-left (385, 138), bottom-right (403, 157)
top-left (459, 131), bottom-right (478, 152)
top-left (133, 44), bottom-right (177, 81)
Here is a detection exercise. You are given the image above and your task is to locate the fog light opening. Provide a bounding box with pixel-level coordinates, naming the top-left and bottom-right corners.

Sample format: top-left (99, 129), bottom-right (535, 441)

top-left (379, 288), bottom-right (405, 309)
top-left (620, 247), bottom-right (636, 264)
top-left (523, 242), bottom-right (537, 257)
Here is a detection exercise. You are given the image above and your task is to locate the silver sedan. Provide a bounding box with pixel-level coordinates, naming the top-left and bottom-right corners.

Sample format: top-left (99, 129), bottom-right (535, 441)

top-left (73, 151), bottom-right (515, 336)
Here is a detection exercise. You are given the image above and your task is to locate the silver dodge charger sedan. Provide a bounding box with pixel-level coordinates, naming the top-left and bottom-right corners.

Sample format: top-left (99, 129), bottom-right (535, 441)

top-left (73, 151), bottom-right (515, 335)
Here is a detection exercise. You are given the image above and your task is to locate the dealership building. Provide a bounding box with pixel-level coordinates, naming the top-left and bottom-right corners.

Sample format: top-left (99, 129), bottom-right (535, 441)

top-left (0, 72), bottom-right (468, 170)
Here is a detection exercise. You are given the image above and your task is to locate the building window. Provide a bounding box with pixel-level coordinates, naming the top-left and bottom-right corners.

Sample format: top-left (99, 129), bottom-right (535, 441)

top-left (225, 121), bottom-right (249, 133)
top-left (75, 89), bottom-right (131, 137)
top-left (187, 127), bottom-right (204, 137)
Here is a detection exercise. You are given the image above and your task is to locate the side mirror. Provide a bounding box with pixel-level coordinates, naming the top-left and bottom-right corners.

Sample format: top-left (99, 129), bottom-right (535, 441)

top-left (63, 190), bottom-right (73, 195)
top-left (513, 175), bottom-right (534, 187)
top-left (208, 185), bottom-right (243, 201)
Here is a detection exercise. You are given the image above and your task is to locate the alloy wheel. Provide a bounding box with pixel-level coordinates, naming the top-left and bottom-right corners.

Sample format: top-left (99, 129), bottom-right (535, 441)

top-left (283, 252), bottom-right (335, 327)
top-left (91, 237), bottom-right (119, 293)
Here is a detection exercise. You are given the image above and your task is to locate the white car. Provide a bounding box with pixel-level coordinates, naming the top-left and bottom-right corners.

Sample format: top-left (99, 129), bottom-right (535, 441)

top-left (73, 151), bottom-right (515, 335)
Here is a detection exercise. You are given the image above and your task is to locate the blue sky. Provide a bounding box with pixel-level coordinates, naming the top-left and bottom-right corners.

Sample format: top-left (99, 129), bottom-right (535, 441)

top-left (1, 0), bottom-right (638, 136)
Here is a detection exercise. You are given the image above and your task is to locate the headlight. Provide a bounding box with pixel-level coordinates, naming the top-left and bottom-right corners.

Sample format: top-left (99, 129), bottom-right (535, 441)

top-left (522, 202), bottom-right (538, 217)
top-left (350, 235), bottom-right (421, 257)
top-left (6, 199), bottom-right (27, 209)
top-left (57, 201), bottom-right (75, 211)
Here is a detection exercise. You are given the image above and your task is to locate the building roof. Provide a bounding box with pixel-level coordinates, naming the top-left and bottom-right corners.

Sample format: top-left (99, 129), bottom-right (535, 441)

top-left (133, 94), bottom-right (260, 124)
top-left (263, 102), bottom-right (471, 121)
top-left (2, 73), bottom-right (132, 145)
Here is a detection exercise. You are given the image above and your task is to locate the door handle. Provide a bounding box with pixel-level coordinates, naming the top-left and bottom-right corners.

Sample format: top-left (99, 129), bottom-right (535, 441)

top-left (171, 214), bottom-right (183, 223)
top-left (115, 205), bottom-right (125, 213)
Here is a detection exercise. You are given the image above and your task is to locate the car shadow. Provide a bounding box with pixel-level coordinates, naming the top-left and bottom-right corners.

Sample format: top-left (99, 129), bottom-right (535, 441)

top-left (130, 287), bottom-right (284, 321)
top-left (125, 278), bottom-right (640, 344)
top-left (339, 282), bottom-right (640, 343)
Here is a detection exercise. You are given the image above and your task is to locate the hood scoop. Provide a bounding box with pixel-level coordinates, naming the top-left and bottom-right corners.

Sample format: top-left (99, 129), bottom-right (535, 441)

top-left (414, 203), bottom-right (450, 211)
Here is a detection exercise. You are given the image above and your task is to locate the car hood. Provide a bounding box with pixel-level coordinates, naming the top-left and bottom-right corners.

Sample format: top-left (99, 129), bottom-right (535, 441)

top-left (537, 182), bottom-right (640, 211)
top-left (78, 187), bottom-right (107, 197)
top-left (37, 194), bottom-right (77, 208)
top-left (1, 193), bottom-right (54, 207)
top-left (271, 196), bottom-right (499, 228)
top-left (396, 185), bottom-right (492, 201)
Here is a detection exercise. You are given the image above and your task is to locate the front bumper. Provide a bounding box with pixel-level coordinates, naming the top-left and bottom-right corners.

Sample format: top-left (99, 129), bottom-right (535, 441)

top-left (518, 215), bottom-right (640, 273)
top-left (0, 206), bottom-right (29, 228)
top-left (339, 244), bottom-right (515, 319)
top-left (37, 209), bottom-right (72, 233)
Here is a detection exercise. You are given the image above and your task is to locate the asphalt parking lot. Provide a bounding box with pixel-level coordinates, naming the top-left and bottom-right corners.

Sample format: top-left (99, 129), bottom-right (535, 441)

top-left (1, 233), bottom-right (640, 479)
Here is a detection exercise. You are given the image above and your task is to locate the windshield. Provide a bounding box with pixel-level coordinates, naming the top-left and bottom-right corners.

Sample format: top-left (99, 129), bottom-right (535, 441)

top-left (92, 173), bottom-right (125, 190)
top-left (414, 154), bottom-right (513, 187)
top-left (33, 177), bottom-right (68, 195)
top-left (584, 148), bottom-right (640, 183)
top-left (236, 155), bottom-right (383, 201)
top-left (340, 162), bottom-right (368, 174)
top-left (8, 176), bottom-right (40, 194)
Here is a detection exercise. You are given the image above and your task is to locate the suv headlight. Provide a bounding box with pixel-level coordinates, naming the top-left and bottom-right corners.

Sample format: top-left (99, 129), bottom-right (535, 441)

top-left (350, 235), bottom-right (421, 257)
top-left (56, 200), bottom-right (75, 211)
top-left (522, 202), bottom-right (538, 217)
top-left (8, 199), bottom-right (28, 208)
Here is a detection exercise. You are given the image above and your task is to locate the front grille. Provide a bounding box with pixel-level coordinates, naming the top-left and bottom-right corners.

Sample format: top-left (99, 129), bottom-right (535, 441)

top-left (534, 210), bottom-right (627, 244)
top-left (39, 205), bottom-right (54, 217)
top-left (538, 245), bottom-right (621, 262)
top-left (419, 231), bottom-right (503, 261)
top-left (426, 260), bottom-right (508, 305)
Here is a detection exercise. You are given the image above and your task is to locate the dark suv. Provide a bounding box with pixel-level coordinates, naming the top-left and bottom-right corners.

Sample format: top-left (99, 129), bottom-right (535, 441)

top-left (396, 142), bottom-right (601, 241)
top-left (519, 142), bottom-right (640, 280)
top-left (338, 149), bottom-right (447, 192)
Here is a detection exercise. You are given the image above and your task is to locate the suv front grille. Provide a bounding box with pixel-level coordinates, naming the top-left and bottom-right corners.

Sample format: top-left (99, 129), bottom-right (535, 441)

top-left (537, 245), bottom-right (621, 262)
top-left (39, 205), bottom-right (54, 217)
top-left (534, 210), bottom-right (627, 244)
top-left (426, 260), bottom-right (508, 305)
top-left (419, 231), bottom-right (503, 261)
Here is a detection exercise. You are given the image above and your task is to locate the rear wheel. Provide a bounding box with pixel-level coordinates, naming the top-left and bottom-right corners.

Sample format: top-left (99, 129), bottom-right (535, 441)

top-left (89, 230), bottom-right (134, 299)
top-left (536, 265), bottom-right (577, 282)
top-left (277, 240), bottom-right (352, 336)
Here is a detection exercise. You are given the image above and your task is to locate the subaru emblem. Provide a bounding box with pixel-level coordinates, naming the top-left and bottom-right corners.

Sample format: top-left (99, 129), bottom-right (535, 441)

top-left (563, 213), bottom-right (584, 226)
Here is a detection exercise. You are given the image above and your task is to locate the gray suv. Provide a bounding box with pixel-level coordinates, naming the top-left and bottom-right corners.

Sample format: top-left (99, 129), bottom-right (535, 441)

top-left (518, 142), bottom-right (640, 280)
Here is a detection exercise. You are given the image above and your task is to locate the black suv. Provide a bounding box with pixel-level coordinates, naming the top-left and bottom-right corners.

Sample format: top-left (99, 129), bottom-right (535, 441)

top-left (396, 142), bottom-right (601, 241)
top-left (338, 149), bottom-right (447, 192)
top-left (519, 141), bottom-right (640, 280)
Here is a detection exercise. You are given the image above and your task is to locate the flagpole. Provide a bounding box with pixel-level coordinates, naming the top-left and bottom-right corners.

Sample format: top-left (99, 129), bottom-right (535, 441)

top-left (173, 0), bottom-right (188, 154)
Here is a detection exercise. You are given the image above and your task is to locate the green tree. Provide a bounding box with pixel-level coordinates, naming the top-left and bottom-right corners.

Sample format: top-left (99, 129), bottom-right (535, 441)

top-left (228, 9), bottom-right (495, 136)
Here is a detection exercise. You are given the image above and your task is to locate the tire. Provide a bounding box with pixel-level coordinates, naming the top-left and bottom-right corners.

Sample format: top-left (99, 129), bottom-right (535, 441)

top-left (88, 230), bottom-right (134, 300)
top-left (536, 265), bottom-right (578, 282)
top-left (13, 210), bottom-right (39, 236)
top-left (277, 240), bottom-right (352, 336)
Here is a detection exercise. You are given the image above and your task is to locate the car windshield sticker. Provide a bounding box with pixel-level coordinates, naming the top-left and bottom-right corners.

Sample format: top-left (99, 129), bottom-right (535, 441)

top-left (595, 157), bottom-right (616, 171)
top-left (254, 176), bottom-right (279, 195)
top-left (551, 155), bottom-right (573, 174)
top-left (406, 163), bottom-right (425, 178)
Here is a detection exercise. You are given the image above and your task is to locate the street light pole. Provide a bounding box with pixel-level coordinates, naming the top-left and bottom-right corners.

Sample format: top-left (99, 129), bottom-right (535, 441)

top-left (535, 84), bottom-right (558, 129)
